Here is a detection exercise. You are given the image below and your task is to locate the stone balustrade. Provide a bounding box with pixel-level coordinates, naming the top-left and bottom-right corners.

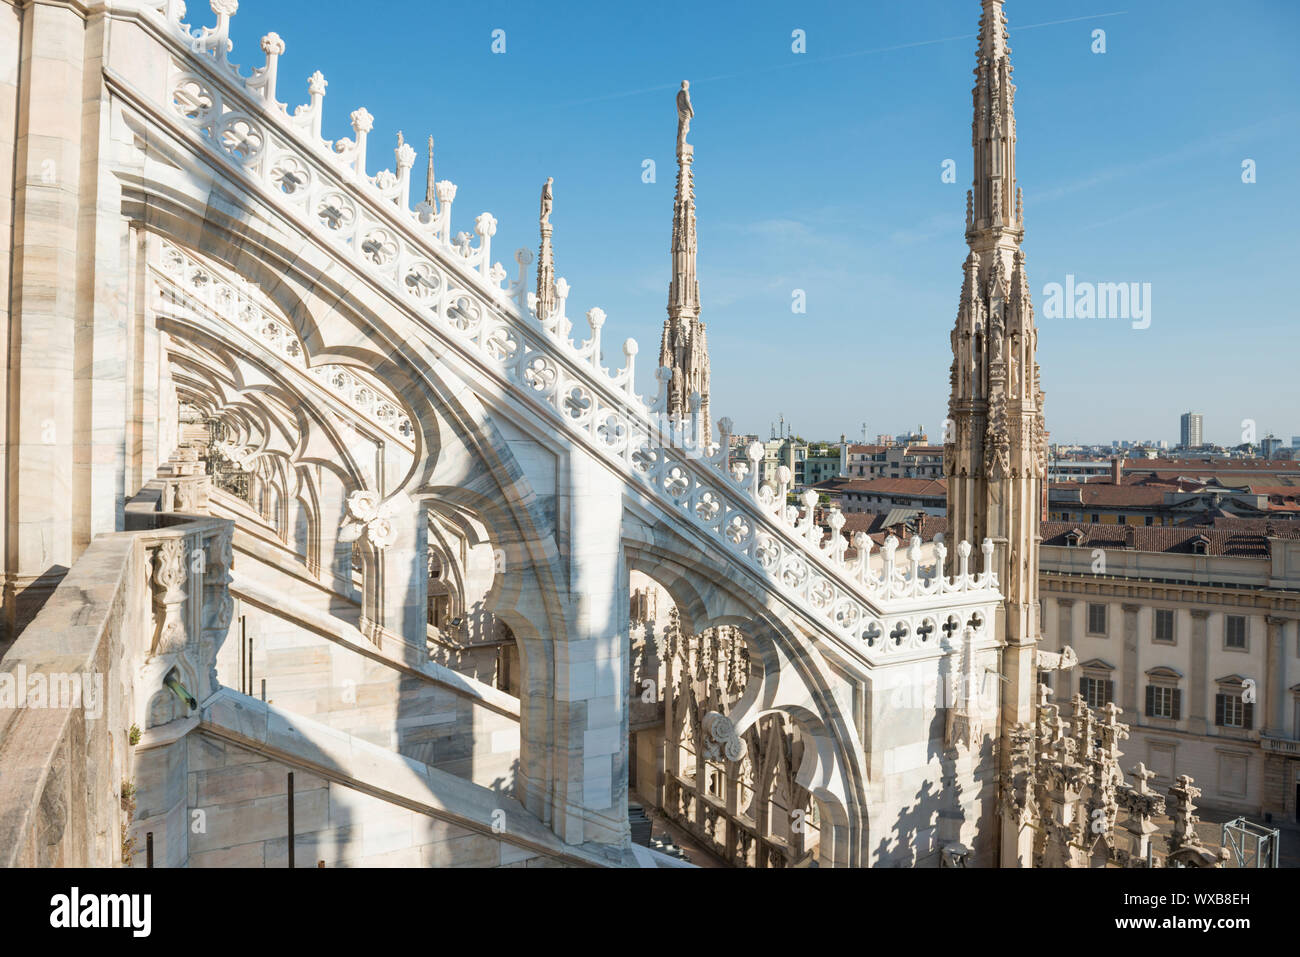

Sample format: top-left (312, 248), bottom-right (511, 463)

top-left (0, 466), bottom-right (232, 866)
top-left (127, 0), bottom-right (1001, 664)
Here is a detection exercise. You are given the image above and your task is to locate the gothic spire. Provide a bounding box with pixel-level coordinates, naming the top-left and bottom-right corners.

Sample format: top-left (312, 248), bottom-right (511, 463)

top-left (945, 1), bottom-right (1046, 866)
top-left (659, 81), bottom-right (710, 445)
top-left (536, 177), bottom-right (555, 324)
top-left (668, 81), bottom-right (699, 321)
top-left (969, 0), bottom-right (1021, 245)
top-left (424, 135), bottom-right (436, 211)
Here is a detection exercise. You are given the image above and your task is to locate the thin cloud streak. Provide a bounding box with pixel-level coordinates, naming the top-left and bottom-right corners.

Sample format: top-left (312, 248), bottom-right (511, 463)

top-left (562, 11), bottom-right (1130, 107)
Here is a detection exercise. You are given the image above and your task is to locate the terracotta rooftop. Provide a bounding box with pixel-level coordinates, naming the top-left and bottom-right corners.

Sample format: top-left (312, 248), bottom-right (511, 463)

top-left (1040, 519), bottom-right (1300, 557)
top-left (1129, 458), bottom-right (1300, 474)
top-left (817, 476), bottom-right (948, 496)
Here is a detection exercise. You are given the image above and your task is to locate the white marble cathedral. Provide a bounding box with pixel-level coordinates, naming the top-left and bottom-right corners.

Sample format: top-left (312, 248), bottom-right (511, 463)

top-left (0, 0), bottom-right (1223, 868)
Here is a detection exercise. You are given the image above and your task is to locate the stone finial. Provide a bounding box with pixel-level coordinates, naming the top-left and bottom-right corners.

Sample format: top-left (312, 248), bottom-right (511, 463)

top-left (475, 212), bottom-right (497, 237)
top-left (395, 132), bottom-right (416, 170)
top-left (1129, 762), bottom-right (1157, 796)
top-left (260, 32), bottom-right (284, 55)
top-left (586, 309), bottom-right (606, 366)
top-left (350, 107), bottom-right (374, 134)
top-left (211, 0), bottom-right (238, 16)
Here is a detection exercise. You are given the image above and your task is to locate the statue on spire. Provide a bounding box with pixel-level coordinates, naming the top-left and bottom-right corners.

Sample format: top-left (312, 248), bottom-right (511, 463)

top-left (676, 80), bottom-right (694, 154)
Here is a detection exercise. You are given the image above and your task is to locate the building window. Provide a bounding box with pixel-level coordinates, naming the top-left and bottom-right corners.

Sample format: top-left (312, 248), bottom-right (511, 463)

top-left (1215, 692), bottom-right (1253, 729)
top-left (1087, 602), bottom-right (1107, 636)
top-left (1090, 513), bottom-right (1100, 523)
top-left (1081, 675), bottom-right (1114, 709)
top-left (1118, 514), bottom-right (1127, 525)
top-left (1146, 684), bottom-right (1181, 720)
top-left (1225, 615), bottom-right (1247, 650)
top-left (1154, 609), bottom-right (1176, 644)
top-left (1145, 515), bottom-right (1155, 526)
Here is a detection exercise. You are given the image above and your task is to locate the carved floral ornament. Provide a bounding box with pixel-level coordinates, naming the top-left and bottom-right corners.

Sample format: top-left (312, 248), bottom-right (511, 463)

top-left (339, 489), bottom-right (396, 548)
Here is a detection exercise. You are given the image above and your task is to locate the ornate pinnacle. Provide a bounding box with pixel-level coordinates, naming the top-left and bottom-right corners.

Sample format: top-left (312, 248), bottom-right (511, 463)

top-left (424, 136), bottom-right (436, 209)
top-left (536, 177), bottom-right (556, 323)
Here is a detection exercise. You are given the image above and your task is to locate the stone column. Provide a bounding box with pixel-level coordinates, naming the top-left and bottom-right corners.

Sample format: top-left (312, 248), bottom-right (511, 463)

top-left (546, 446), bottom-right (629, 851)
top-left (4, 1), bottom-right (88, 640)
top-left (1265, 616), bottom-right (1287, 737)
top-left (1121, 603), bottom-right (1141, 716)
top-left (74, 8), bottom-right (129, 553)
top-left (1188, 610), bottom-right (1210, 735)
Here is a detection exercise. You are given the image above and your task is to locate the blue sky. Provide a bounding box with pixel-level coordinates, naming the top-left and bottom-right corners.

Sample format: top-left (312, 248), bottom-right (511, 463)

top-left (225, 1), bottom-right (1300, 447)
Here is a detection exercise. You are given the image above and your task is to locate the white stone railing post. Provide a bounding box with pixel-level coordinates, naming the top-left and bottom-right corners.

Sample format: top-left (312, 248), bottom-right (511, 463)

top-left (475, 212), bottom-right (497, 279)
top-left (203, 0), bottom-right (239, 67)
top-left (585, 308), bottom-right (605, 370)
top-left (305, 71), bottom-right (327, 142)
top-left (620, 338), bottom-right (638, 398)
top-left (250, 33), bottom-right (284, 106)
top-left (435, 181), bottom-right (457, 243)
top-left (350, 107), bottom-right (373, 181)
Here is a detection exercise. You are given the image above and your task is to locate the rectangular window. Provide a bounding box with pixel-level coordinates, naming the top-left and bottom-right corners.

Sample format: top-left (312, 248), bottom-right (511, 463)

top-left (1090, 514), bottom-right (1100, 523)
top-left (1215, 693), bottom-right (1253, 729)
top-left (1081, 676), bottom-right (1114, 709)
top-left (1145, 516), bottom-right (1155, 526)
top-left (1087, 603), bottom-right (1107, 636)
top-left (1146, 685), bottom-right (1181, 720)
top-left (1154, 609), bottom-right (1176, 644)
top-left (1225, 616), bottom-right (1247, 649)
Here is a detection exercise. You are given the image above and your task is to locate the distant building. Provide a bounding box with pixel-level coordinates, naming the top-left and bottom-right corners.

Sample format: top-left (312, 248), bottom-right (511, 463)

top-left (759, 436), bottom-right (806, 487)
top-left (1180, 412), bottom-right (1204, 449)
top-left (802, 438), bottom-right (847, 487)
top-left (815, 476), bottom-right (947, 516)
top-left (1262, 434), bottom-right (1283, 459)
top-left (1038, 520), bottom-right (1300, 819)
top-left (844, 443), bottom-right (943, 480)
